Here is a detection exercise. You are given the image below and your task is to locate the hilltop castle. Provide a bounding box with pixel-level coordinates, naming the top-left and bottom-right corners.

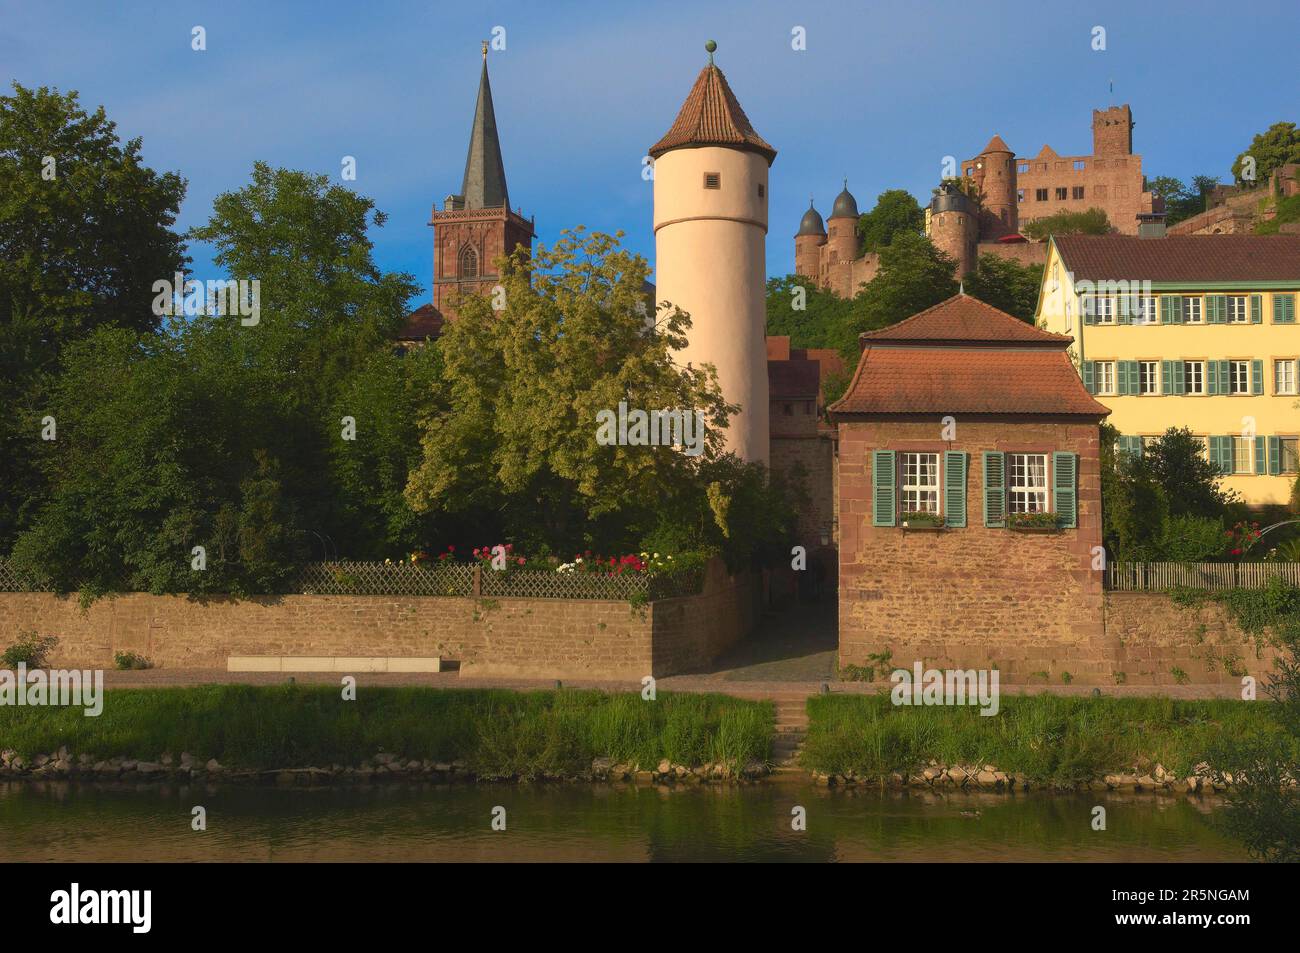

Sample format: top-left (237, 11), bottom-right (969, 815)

top-left (796, 105), bottom-right (1163, 295)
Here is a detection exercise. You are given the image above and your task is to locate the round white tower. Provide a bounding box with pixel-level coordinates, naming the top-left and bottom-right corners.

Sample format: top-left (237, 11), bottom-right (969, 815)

top-left (650, 41), bottom-right (776, 465)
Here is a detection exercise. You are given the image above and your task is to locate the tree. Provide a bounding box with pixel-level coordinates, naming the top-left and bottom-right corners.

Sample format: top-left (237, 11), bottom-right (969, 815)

top-left (963, 254), bottom-right (1044, 322)
top-left (1232, 121), bottom-right (1300, 187)
top-left (765, 274), bottom-right (856, 350)
top-left (0, 83), bottom-right (186, 551)
top-left (856, 189), bottom-right (924, 254)
top-left (404, 227), bottom-right (798, 566)
top-left (1142, 428), bottom-right (1236, 520)
top-left (1147, 175), bottom-right (1220, 226)
top-left (1022, 207), bottom-right (1112, 240)
top-left (832, 232), bottom-right (958, 357)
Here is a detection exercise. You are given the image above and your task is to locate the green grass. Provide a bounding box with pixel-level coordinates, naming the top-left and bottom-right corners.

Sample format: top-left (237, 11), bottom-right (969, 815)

top-left (0, 685), bottom-right (772, 780)
top-left (801, 694), bottom-right (1293, 785)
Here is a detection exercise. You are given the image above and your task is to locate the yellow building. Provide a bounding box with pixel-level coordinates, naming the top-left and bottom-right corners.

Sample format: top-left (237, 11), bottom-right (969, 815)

top-left (1036, 234), bottom-right (1300, 505)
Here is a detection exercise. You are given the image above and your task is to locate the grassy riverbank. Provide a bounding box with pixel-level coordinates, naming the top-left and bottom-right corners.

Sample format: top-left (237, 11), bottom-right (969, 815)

top-left (802, 694), bottom-right (1292, 784)
top-left (0, 685), bottom-right (773, 778)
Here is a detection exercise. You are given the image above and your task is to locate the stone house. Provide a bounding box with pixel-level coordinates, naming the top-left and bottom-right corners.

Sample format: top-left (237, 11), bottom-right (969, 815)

top-left (829, 294), bottom-right (1111, 674)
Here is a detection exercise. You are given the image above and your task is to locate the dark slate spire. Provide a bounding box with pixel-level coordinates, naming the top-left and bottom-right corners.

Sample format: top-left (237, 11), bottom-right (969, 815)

top-left (460, 43), bottom-right (509, 210)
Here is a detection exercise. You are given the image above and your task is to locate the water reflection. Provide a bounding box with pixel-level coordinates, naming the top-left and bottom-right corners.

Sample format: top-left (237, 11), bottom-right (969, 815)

top-left (0, 780), bottom-right (1247, 863)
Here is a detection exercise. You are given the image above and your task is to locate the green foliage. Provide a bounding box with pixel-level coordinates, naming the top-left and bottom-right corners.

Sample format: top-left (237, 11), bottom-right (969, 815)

top-left (801, 694), bottom-right (1289, 786)
top-left (1101, 424), bottom-right (1236, 560)
top-left (0, 84), bottom-right (187, 552)
top-left (1, 630), bottom-right (57, 668)
top-left (962, 254), bottom-right (1044, 322)
top-left (1232, 121), bottom-right (1300, 187)
top-left (1023, 207), bottom-right (1112, 240)
top-left (832, 232), bottom-right (958, 357)
top-left (764, 274), bottom-right (856, 350)
top-left (0, 685), bottom-right (772, 777)
top-left (113, 651), bottom-right (151, 671)
top-left (10, 166), bottom-right (430, 595)
top-left (405, 228), bottom-right (800, 569)
top-left (1255, 192), bottom-right (1300, 235)
top-left (1147, 175), bottom-right (1220, 227)
top-left (855, 189), bottom-right (925, 254)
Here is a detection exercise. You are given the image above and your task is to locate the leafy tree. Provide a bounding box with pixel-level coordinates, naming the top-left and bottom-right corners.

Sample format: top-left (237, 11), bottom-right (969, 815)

top-left (1232, 121), bottom-right (1300, 187)
top-left (856, 189), bottom-right (924, 254)
top-left (963, 254), bottom-right (1044, 322)
top-left (1147, 175), bottom-right (1220, 226)
top-left (764, 274), bottom-right (856, 350)
top-left (832, 232), bottom-right (958, 357)
top-left (0, 83), bottom-right (186, 551)
top-left (404, 227), bottom-right (798, 567)
top-left (1022, 207), bottom-right (1112, 240)
top-left (1142, 428), bottom-right (1236, 520)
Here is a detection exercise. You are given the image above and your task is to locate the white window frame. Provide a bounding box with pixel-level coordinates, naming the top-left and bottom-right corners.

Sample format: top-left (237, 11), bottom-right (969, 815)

top-left (1231, 436), bottom-right (1252, 474)
top-left (1227, 296), bottom-right (1249, 324)
top-left (1095, 296), bottom-right (1115, 324)
top-left (1183, 360), bottom-right (1205, 395)
top-left (901, 452), bottom-right (940, 514)
top-left (1282, 437), bottom-right (1299, 475)
top-left (1182, 297), bottom-right (1202, 324)
top-left (1274, 358), bottom-right (1298, 396)
top-left (1134, 296), bottom-right (1158, 324)
top-left (1007, 453), bottom-right (1049, 514)
top-left (1229, 360), bottom-right (1250, 395)
top-left (1138, 360), bottom-right (1160, 395)
top-left (1096, 361), bottom-right (1116, 395)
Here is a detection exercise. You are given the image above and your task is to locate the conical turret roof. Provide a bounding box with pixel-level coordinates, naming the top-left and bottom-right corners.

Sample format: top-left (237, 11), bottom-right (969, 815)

top-left (459, 51), bottom-right (509, 209)
top-left (649, 62), bottom-right (776, 165)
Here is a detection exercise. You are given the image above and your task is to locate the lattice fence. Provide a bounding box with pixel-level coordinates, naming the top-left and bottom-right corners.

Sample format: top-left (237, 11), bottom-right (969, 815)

top-left (296, 561), bottom-right (474, 596)
top-left (1107, 561), bottom-right (1300, 591)
top-left (480, 566), bottom-right (704, 601)
top-left (0, 560), bottom-right (52, 592)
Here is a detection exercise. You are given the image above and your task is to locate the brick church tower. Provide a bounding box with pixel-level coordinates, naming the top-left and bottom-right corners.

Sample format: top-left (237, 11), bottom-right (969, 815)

top-left (403, 44), bottom-right (534, 341)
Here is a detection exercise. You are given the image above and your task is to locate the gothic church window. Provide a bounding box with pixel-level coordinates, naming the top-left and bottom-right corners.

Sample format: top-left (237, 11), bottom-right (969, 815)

top-left (459, 245), bottom-right (479, 279)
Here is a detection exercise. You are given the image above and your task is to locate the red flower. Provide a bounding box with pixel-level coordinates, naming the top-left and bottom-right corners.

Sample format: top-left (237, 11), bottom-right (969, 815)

top-left (1231, 548), bottom-right (1242, 556)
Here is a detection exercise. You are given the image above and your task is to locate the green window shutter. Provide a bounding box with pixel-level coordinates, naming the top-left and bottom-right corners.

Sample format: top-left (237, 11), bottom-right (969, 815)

top-left (944, 451), bottom-right (967, 528)
top-left (1250, 294), bottom-right (1263, 324)
top-left (1160, 360), bottom-right (1175, 395)
top-left (1082, 296), bottom-right (1096, 325)
top-left (982, 452), bottom-right (1005, 528)
top-left (1116, 361), bottom-right (1130, 395)
top-left (1218, 360), bottom-right (1232, 393)
top-left (1268, 436), bottom-right (1282, 476)
top-left (1207, 295), bottom-right (1226, 323)
top-left (1255, 436), bottom-right (1266, 475)
top-left (1161, 294), bottom-right (1183, 324)
top-left (1206, 360), bottom-right (1219, 395)
top-left (1211, 436), bottom-right (1233, 475)
top-left (1124, 360), bottom-right (1140, 395)
top-left (1273, 293), bottom-right (1296, 324)
top-left (872, 450), bottom-right (896, 527)
top-left (1082, 360), bottom-right (1096, 394)
top-left (1117, 295), bottom-right (1131, 324)
top-left (1251, 359), bottom-right (1264, 395)
top-left (1173, 359), bottom-right (1186, 395)
top-left (1052, 452), bottom-right (1078, 529)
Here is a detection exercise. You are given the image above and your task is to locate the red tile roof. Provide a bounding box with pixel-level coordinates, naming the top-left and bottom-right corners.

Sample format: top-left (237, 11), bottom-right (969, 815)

top-left (862, 294), bottom-right (1072, 346)
top-left (832, 295), bottom-right (1108, 419)
top-left (649, 65), bottom-right (776, 165)
top-left (1054, 234), bottom-right (1300, 283)
top-left (768, 359), bottom-right (820, 399)
top-left (398, 303), bottom-right (445, 341)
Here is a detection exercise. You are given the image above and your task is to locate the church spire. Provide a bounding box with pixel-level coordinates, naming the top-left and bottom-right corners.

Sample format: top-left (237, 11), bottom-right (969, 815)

top-left (459, 43), bottom-right (509, 210)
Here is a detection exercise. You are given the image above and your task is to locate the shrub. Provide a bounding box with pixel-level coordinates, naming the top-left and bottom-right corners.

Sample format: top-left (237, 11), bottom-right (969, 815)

top-left (1, 630), bottom-right (58, 668)
top-left (113, 651), bottom-right (153, 671)
top-left (1158, 514), bottom-right (1226, 560)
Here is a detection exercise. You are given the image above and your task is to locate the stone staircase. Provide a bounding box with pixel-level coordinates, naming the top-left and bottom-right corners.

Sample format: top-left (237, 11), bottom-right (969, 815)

top-left (770, 693), bottom-right (810, 768)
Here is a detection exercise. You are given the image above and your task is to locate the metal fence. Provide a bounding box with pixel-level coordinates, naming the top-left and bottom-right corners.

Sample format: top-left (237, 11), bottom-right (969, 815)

top-left (0, 558), bottom-right (705, 601)
top-left (1107, 561), bottom-right (1300, 591)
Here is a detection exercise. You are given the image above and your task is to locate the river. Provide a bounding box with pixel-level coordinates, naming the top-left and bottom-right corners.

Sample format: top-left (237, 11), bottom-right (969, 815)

top-left (0, 779), bottom-right (1248, 862)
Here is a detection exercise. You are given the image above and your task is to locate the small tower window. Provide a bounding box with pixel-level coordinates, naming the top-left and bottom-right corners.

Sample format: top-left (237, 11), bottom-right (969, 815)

top-left (459, 245), bottom-right (479, 279)
top-left (757, 183), bottom-right (765, 198)
top-left (703, 172), bottom-right (721, 189)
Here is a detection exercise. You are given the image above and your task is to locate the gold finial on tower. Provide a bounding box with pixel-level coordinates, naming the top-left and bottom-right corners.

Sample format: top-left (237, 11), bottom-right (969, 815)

top-left (481, 40), bottom-right (488, 59)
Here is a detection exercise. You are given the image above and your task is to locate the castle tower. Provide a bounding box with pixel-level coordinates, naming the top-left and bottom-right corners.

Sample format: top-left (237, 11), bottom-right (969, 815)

top-left (928, 182), bottom-right (978, 276)
top-left (1092, 104), bottom-right (1134, 156)
top-left (794, 199), bottom-right (826, 282)
top-left (973, 134), bottom-right (1017, 239)
top-left (650, 41), bottom-right (776, 464)
top-left (429, 43), bottom-right (535, 323)
top-left (824, 180), bottom-right (860, 267)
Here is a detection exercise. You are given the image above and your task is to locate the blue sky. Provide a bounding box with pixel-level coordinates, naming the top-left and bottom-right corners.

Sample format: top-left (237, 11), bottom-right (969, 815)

top-left (4, 0), bottom-right (1296, 302)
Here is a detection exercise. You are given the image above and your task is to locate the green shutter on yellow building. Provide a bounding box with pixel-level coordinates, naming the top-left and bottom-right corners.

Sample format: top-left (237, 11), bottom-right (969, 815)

top-left (1250, 294), bottom-right (1263, 324)
top-left (1274, 293), bottom-right (1296, 324)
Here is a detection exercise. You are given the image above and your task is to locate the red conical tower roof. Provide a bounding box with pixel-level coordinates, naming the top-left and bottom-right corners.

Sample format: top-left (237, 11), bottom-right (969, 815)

top-left (649, 62), bottom-right (776, 165)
